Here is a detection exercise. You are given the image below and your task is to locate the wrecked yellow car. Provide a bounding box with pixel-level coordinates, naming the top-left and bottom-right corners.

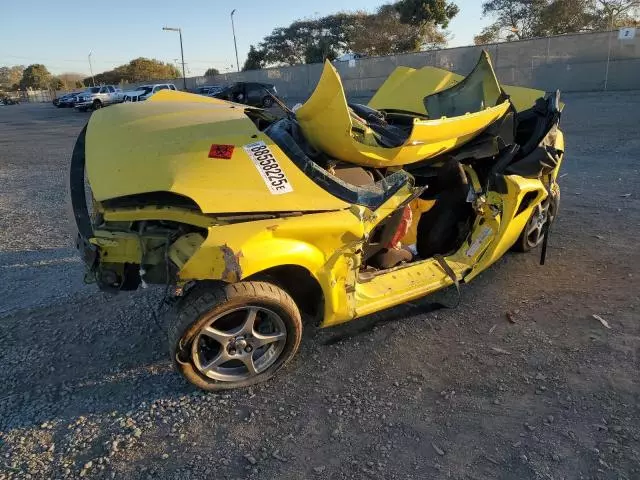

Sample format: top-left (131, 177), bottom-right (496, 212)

top-left (70, 51), bottom-right (564, 390)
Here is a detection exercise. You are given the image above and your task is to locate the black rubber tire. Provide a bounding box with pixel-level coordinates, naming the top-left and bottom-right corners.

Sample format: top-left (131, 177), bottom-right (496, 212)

top-left (513, 189), bottom-right (560, 253)
top-left (262, 96), bottom-right (274, 108)
top-left (92, 100), bottom-right (102, 110)
top-left (167, 281), bottom-right (302, 391)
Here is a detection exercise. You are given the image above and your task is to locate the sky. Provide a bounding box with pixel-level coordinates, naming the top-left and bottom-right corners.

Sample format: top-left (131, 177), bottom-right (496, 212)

top-left (0, 0), bottom-right (490, 77)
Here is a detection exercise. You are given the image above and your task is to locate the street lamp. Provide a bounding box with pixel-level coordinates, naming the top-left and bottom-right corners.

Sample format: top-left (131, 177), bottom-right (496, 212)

top-left (163, 26), bottom-right (187, 90)
top-left (88, 51), bottom-right (95, 86)
top-left (231, 9), bottom-right (240, 72)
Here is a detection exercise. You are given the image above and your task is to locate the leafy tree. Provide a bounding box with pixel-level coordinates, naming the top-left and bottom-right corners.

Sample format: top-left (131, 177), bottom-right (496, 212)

top-left (243, 45), bottom-right (267, 71)
top-left (594, 0), bottom-right (640, 28)
top-left (536, 0), bottom-right (596, 35)
top-left (252, 2), bottom-right (453, 67)
top-left (394, 0), bottom-right (460, 27)
top-left (350, 7), bottom-right (446, 56)
top-left (84, 58), bottom-right (180, 86)
top-left (0, 65), bottom-right (24, 89)
top-left (204, 68), bottom-right (220, 76)
top-left (125, 58), bottom-right (180, 82)
top-left (479, 0), bottom-right (639, 41)
top-left (480, 0), bottom-right (547, 39)
top-left (57, 72), bottom-right (86, 90)
top-left (50, 77), bottom-right (64, 90)
top-left (19, 64), bottom-right (52, 90)
top-left (474, 23), bottom-right (502, 44)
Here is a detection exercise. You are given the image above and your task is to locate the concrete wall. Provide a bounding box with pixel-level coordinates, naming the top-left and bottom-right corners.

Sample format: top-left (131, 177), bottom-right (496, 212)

top-left (185, 30), bottom-right (639, 104)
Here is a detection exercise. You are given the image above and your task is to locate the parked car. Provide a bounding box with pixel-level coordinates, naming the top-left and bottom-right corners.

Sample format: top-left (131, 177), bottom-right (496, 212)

top-left (335, 52), bottom-right (364, 62)
top-left (54, 91), bottom-right (82, 108)
top-left (0, 94), bottom-right (20, 105)
top-left (75, 85), bottom-right (123, 111)
top-left (123, 84), bottom-right (177, 102)
top-left (211, 82), bottom-right (278, 107)
top-left (195, 85), bottom-right (224, 96)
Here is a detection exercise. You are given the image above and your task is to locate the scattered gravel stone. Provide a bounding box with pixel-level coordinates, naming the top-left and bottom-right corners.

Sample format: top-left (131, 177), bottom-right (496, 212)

top-left (432, 443), bottom-right (445, 456)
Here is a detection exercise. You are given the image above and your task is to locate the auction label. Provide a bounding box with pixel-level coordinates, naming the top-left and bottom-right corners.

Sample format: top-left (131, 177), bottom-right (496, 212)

top-left (244, 141), bottom-right (293, 195)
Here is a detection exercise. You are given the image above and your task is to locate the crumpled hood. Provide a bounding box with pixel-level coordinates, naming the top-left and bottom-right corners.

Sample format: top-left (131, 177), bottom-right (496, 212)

top-left (85, 90), bottom-right (349, 214)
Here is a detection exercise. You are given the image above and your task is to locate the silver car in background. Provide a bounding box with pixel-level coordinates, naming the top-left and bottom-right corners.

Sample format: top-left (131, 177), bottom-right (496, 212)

top-left (75, 85), bottom-right (123, 111)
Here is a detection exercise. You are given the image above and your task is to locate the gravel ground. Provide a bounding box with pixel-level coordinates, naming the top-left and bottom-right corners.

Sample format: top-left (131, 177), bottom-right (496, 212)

top-left (0, 96), bottom-right (639, 480)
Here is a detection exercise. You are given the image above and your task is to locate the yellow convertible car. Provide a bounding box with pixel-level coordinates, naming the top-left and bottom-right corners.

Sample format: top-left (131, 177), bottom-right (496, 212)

top-left (70, 51), bottom-right (564, 390)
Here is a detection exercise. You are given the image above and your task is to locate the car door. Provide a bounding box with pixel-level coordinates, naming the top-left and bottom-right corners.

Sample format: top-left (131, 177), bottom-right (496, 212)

top-left (99, 86), bottom-right (109, 104)
top-left (106, 86), bottom-right (115, 105)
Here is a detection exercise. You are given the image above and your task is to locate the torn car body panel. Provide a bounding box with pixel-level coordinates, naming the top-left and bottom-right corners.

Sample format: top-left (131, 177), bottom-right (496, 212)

top-left (295, 60), bottom-right (511, 168)
top-left (369, 59), bottom-right (547, 115)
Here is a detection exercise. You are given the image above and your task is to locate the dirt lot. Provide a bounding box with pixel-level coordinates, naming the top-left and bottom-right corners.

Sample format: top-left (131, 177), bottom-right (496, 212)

top-left (0, 96), bottom-right (638, 480)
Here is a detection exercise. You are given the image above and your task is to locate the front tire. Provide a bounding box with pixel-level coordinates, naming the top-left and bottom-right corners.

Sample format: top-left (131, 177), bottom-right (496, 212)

top-left (92, 100), bottom-right (102, 110)
top-left (168, 281), bottom-right (302, 391)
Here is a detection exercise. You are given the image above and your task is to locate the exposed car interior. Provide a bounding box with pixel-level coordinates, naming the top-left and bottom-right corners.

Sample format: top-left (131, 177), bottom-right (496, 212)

top-left (251, 53), bottom-right (563, 273)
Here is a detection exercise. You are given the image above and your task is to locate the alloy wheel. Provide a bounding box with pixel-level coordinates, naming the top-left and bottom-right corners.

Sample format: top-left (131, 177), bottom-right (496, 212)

top-left (525, 198), bottom-right (556, 249)
top-left (191, 306), bottom-right (287, 382)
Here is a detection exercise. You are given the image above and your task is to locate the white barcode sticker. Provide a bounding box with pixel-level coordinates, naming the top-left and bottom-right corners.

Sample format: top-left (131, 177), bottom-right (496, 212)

top-left (244, 141), bottom-right (293, 195)
top-left (465, 226), bottom-right (493, 258)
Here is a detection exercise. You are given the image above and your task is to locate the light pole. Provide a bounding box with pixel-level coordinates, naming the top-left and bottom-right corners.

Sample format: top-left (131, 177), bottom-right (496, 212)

top-left (231, 9), bottom-right (240, 72)
top-left (88, 51), bottom-right (95, 86)
top-left (163, 26), bottom-right (187, 90)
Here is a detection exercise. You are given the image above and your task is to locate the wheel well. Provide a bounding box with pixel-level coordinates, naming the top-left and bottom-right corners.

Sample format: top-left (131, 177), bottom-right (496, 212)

top-left (247, 265), bottom-right (324, 323)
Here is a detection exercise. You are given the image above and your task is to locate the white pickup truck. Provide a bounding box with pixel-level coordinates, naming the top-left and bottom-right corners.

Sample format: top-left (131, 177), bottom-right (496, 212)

top-left (75, 85), bottom-right (123, 111)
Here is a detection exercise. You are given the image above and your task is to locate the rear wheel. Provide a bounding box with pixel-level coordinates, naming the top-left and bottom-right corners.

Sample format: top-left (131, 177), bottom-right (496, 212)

top-left (168, 281), bottom-right (302, 391)
top-left (92, 100), bottom-right (102, 110)
top-left (513, 189), bottom-right (560, 252)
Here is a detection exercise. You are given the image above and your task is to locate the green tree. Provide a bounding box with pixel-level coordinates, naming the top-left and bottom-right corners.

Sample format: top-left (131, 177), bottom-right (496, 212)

top-left (84, 58), bottom-right (181, 86)
top-left (479, 0), bottom-right (639, 41)
top-left (594, 0), bottom-right (640, 28)
top-left (204, 67), bottom-right (220, 76)
top-left (535, 0), bottom-right (596, 35)
top-left (0, 65), bottom-right (24, 89)
top-left (57, 72), bottom-right (86, 90)
top-left (253, 3), bottom-right (453, 67)
top-left (243, 45), bottom-right (267, 71)
top-left (125, 58), bottom-right (180, 82)
top-left (350, 6), bottom-right (446, 56)
top-left (19, 64), bottom-right (52, 90)
top-left (394, 0), bottom-right (460, 27)
top-left (474, 23), bottom-right (502, 44)
top-left (480, 0), bottom-right (547, 39)
top-left (50, 77), bottom-right (64, 90)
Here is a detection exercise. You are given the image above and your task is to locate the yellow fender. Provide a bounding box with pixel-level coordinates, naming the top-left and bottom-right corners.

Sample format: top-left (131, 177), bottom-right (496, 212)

top-left (178, 209), bottom-right (367, 325)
